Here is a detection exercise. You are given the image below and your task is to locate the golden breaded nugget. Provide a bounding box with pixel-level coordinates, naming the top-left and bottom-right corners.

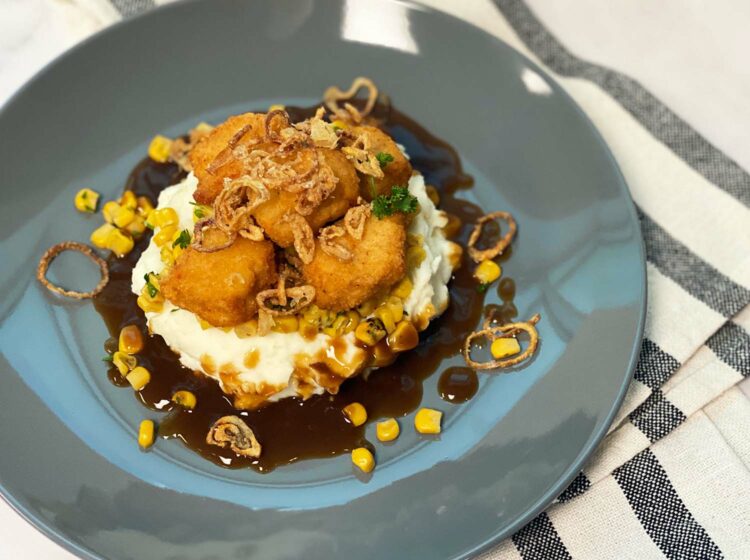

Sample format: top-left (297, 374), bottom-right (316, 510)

top-left (352, 125), bottom-right (412, 200)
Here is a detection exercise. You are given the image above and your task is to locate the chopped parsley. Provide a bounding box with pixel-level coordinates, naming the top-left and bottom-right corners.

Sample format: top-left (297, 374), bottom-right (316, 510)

top-left (172, 229), bottom-right (191, 249)
top-left (189, 201), bottom-right (210, 220)
top-left (102, 355), bottom-right (113, 362)
top-left (372, 186), bottom-right (419, 219)
top-left (376, 152), bottom-right (394, 168)
top-left (144, 272), bottom-right (159, 298)
top-left (476, 283), bottom-right (489, 293)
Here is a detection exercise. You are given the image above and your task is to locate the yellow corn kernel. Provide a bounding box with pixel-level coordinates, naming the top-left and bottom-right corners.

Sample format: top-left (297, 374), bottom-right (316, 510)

top-left (298, 317), bottom-right (318, 339)
top-left (415, 408), bottom-right (442, 434)
top-left (373, 306), bottom-right (397, 334)
top-left (126, 366), bottom-right (151, 390)
top-left (392, 277), bottom-right (413, 299)
top-left (425, 185), bottom-right (440, 206)
top-left (90, 223), bottom-right (117, 249)
top-left (406, 245), bottom-right (426, 269)
top-left (137, 196), bottom-right (154, 214)
top-left (137, 294), bottom-right (163, 314)
top-left (74, 188), bottom-right (99, 213)
top-left (172, 244), bottom-right (185, 261)
top-left (331, 119), bottom-right (348, 130)
top-left (153, 225), bottom-right (177, 247)
top-left (119, 325), bottom-right (144, 354)
top-left (376, 418), bottom-right (400, 442)
top-left (406, 233), bottom-right (424, 247)
top-left (385, 296), bottom-right (404, 323)
top-left (148, 135), bottom-right (172, 163)
top-left (152, 207), bottom-right (179, 228)
top-left (113, 205), bottom-right (136, 228)
top-left (138, 419), bottom-right (155, 449)
top-left (356, 298), bottom-right (378, 317)
top-left (171, 390), bottom-right (197, 410)
top-left (112, 351), bottom-right (137, 375)
top-left (159, 246), bottom-right (175, 266)
top-left (234, 320), bottom-right (258, 338)
top-left (108, 229), bottom-right (135, 257)
top-left (102, 201), bottom-right (120, 224)
top-left (491, 337), bottom-right (521, 359)
top-left (343, 311), bottom-right (360, 334)
top-left (342, 402), bottom-right (367, 427)
top-left (272, 316), bottom-right (299, 333)
top-left (269, 104), bottom-right (286, 112)
top-left (387, 321), bottom-right (419, 352)
top-left (351, 447), bottom-right (375, 473)
top-left (119, 190), bottom-right (137, 210)
top-left (354, 318), bottom-right (387, 346)
top-left (474, 260), bottom-right (501, 284)
top-left (198, 318), bottom-right (212, 330)
top-left (144, 272), bottom-right (160, 291)
top-left (126, 216), bottom-right (147, 236)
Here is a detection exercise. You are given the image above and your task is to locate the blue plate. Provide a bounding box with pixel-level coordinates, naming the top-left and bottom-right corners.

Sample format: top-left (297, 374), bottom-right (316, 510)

top-left (0, 1), bottom-right (645, 558)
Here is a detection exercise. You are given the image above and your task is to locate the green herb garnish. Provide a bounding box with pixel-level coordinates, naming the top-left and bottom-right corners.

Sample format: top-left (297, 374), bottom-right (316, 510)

top-left (172, 229), bottom-right (191, 249)
top-left (376, 152), bottom-right (394, 168)
top-left (144, 272), bottom-right (159, 298)
top-left (102, 355), bottom-right (113, 362)
top-left (476, 283), bottom-right (489, 293)
top-left (372, 186), bottom-right (419, 219)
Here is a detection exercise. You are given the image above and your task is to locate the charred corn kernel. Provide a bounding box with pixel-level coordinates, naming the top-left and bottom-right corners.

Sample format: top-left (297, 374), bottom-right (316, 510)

top-left (491, 337), bottom-right (521, 359)
top-left (112, 351), bottom-right (137, 375)
top-left (90, 223), bottom-right (117, 249)
top-left (415, 408), bottom-right (442, 434)
top-left (376, 418), bottom-right (400, 442)
top-left (153, 225), bottom-right (177, 247)
top-left (474, 260), bottom-right (501, 284)
top-left (126, 366), bottom-right (151, 390)
top-left (152, 207), bottom-right (179, 228)
top-left (387, 321), bottom-right (419, 352)
top-left (342, 402), bottom-right (367, 426)
top-left (235, 320), bottom-right (258, 338)
top-left (148, 135), bottom-right (172, 163)
top-left (374, 306), bottom-right (397, 334)
top-left (138, 420), bottom-right (155, 449)
top-left (119, 190), bottom-right (137, 210)
top-left (392, 277), bottom-right (413, 299)
top-left (119, 325), bottom-right (143, 354)
top-left (355, 317), bottom-right (387, 346)
top-left (74, 188), bottom-right (99, 213)
top-left (102, 201), bottom-right (120, 224)
top-left (272, 316), bottom-right (299, 333)
top-left (406, 245), bottom-right (426, 269)
top-left (425, 185), bottom-right (440, 206)
top-left (351, 447), bottom-right (374, 473)
top-left (385, 296), bottom-right (404, 323)
top-left (108, 229), bottom-right (135, 257)
top-left (331, 119), bottom-right (348, 130)
top-left (126, 216), bottom-right (147, 236)
top-left (269, 104), bottom-right (286, 111)
top-left (137, 196), bottom-right (154, 214)
top-left (357, 298), bottom-right (378, 317)
top-left (113, 205), bottom-right (136, 228)
top-left (171, 390), bottom-right (197, 410)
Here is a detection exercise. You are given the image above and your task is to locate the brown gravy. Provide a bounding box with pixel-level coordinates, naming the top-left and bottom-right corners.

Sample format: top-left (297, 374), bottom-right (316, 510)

top-left (93, 104), bottom-right (515, 472)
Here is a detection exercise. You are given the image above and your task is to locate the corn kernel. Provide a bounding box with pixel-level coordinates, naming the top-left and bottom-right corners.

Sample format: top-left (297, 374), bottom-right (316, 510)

top-left (442, 213), bottom-right (462, 239)
top-left (137, 196), bottom-right (154, 214)
top-left (385, 296), bottom-right (404, 323)
top-left (112, 351), bottom-right (137, 375)
top-left (108, 229), bottom-right (135, 257)
top-left (126, 366), bottom-right (151, 390)
top-left (373, 306), bottom-right (397, 334)
top-left (137, 294), bottom-right (164, 314)
top-left (406, 245), bottom-right (426, 269)
top-left (342, 402), bottom-right (367, 426)
top-left (198, 318), bottom-right (212, 330)
top-left (159, 246), bottom-right (175, 266)
top-left (171, 390), bottom-right (197, 409)
top-left (298, 318), bottom-right (318, 340)
top-left (425, 185), bottom-right (440, 206)
top-left (376, 418), bottom-right (400, 442)
top-left (392, 277), bottom-right (413, 299)
top-left (357, 298), bottom-right (378, 317)
top-left (152, 207), bottom-right (179, 228)
top-left (272, 316), bottom-right (299, 333)
top-left (90, 223), bottom-right (117, 249)
top-left (351, 447), bottom-right (374, 473)
top-left (126, 216), bottom-right (147, 236)
top-left (387, 321), bottom-right (419, 352)
top-left (234, 320), bottom-right (259, 338)
top-left (148, 135), bottom-right (172, 163)
top-left (74, 188), bottom-right (99, 213)
top-left (113, 205), bottom-right (136, 228)
top-left (102, 201), bottom-right (120, 224)
top-left (490, 337), bottom-right (521, 359)
top-left (331, 119), bottom-right (348, 130)
top-left (119, 325), bottom-right (144, 354)
top-left (474, 260), bottom-right (501, 284)
top-left (153, 225), bottom-right (177, 247)
top-left (343, 311), bottom-right (360, 334)
top-left (269, 104), bottom-right (286, 111)
top-left (138, 419), bottom-right (155, 449)
top-left (354, 318), bottom-right (387, 346)
top-left (415, 408), bottom-right (442, 434)
top-left (119, 190), bottom-right (137, 210)
top-left (407, 233), bottom-right (424, 247)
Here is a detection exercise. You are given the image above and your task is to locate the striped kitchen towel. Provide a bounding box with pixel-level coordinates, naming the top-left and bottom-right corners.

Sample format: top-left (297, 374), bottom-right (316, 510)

top-left (5, 0), bottom-right (749, 558)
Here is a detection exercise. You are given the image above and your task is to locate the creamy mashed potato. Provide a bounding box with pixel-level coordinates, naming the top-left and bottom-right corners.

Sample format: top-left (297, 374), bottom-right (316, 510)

top-left (132, 172), bottom-right (456, 403)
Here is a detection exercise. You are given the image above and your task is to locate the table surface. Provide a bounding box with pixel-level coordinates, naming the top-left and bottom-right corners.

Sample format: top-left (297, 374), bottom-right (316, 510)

top-left (0, 0), bottom-right (747, 558)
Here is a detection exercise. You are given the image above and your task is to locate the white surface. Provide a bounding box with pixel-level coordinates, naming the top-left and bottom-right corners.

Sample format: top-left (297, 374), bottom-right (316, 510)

top-left (1, 0), bottom-right (749, 558)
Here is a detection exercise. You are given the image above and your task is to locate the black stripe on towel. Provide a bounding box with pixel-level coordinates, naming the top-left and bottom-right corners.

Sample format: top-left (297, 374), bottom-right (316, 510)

top-left (556, 471), bottom-right (591, 503)
top-left (706, 321), bottom-right (750, 377)
top-left (630, 391), bottom-right (686, 443)
top-left (634, 339), bottom-right (681, 390)
top-left (512, 512), bottom-right (572, 560)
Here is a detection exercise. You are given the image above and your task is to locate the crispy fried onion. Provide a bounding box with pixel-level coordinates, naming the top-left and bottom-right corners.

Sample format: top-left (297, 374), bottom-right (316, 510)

top-left (206, 415), bottom-right (262, 458)
top-left (193, 219), bottom-right (236, 253)
top-left (257, 284), bottom-right (315, 316)
top-left (206, 123), bottom-right (255, 175)
top-left (36, 241), bottom-right (109, 299)
top-left (213, 175), bottom-right (268, 240)
top-left (344, 202), bottom-right (370, 240)
top-left (467, 211), bottom-right (518, 263)
top-left (463, 314), bottom-right (541, 370)
top-left (323, 77), bottom-right (379, 124)
top-left (283, 213), bottom-right (315, 264)
top-left (170, 123), bottom-right (214, 171)
top-left (341, 132), bottom-right (384, 178)
top-left (318, 224), bottom-right (352, 261)
top-left (295, 157), bottom-right (338, 215)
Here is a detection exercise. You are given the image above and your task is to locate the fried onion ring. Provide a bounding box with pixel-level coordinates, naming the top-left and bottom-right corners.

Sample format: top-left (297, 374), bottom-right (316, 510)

top-left (463, 314), bottom-right (541, 370)
top-left (36, 241), bottom-right (109, 299)
top-left (323, 77), bottom-right (379, 123)
top-left (467, 211), bottom-right (517, 263)
top-left (256, 285), bottom-right (315, 316)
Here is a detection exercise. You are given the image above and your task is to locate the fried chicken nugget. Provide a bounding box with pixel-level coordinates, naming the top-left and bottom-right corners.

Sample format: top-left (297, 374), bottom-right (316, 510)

top-left (353, 125), bottom-right (412, 200)
top-left (190, 113), bottom-right (266, 204)
top-left (302, 215), bottom-right (406, 311)
top-left (161, 230), bottom-right (277, 327)
top-left (251, 148), bottom-right (359, 247)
